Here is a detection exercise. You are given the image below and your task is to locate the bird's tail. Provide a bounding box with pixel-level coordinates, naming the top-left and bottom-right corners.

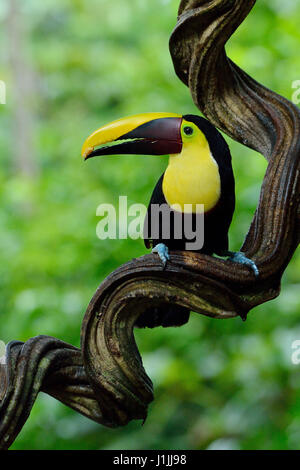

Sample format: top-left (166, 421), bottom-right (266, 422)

top-left (135, 303), bottom-right (190, 328)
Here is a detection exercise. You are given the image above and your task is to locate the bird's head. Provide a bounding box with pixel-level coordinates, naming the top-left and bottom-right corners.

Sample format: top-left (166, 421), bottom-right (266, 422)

top-left (81, 112), bottom-right (220, 161)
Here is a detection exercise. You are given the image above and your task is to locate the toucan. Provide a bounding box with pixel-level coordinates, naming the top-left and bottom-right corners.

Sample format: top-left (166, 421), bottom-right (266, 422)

top-left (82, 113), bottom-right (258, 327)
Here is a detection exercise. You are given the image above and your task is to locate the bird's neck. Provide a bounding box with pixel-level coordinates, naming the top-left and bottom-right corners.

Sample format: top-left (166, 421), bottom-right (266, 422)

top-left (162, 141), bottom-right (221, 214)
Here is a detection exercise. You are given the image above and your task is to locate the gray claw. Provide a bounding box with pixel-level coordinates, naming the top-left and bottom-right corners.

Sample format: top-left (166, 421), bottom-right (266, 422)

top-left (152, 243), bottom-right (170, 268)
top-left (228, 251), bottom-right (259, 277)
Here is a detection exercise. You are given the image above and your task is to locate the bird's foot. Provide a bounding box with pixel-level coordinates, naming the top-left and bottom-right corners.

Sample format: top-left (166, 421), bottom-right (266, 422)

top-left (225, 251), bottom-right (259, 277)
top-left (152, 243), bottom-right (170, 269)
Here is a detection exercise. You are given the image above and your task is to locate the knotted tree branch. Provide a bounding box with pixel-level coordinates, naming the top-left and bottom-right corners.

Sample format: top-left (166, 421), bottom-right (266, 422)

top-left (0, 0), bottom-right (299, 449)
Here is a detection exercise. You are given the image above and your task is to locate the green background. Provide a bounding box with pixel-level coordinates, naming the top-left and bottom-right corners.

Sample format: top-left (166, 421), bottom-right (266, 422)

top-left (0, 0), bottom-right (300, 450)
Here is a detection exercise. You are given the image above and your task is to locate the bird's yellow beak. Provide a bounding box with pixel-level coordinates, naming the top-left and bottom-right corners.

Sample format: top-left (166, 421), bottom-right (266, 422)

top-left (81, 112), bottom-right (183, 160)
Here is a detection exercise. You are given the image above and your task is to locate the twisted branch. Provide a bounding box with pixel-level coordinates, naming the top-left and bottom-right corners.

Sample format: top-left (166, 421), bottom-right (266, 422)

top-left (0, 0), bottom-right (299, 449)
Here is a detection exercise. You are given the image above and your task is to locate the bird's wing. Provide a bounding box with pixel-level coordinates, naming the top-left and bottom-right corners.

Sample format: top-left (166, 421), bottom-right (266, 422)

top-left (143, 173), bottom-right (166, 249)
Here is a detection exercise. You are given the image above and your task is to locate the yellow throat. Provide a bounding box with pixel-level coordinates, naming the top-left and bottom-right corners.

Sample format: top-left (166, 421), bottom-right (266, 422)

top-left (162, 120), bottom-right (221, 214)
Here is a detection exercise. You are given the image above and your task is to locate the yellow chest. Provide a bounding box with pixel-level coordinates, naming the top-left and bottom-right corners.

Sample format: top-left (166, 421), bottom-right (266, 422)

top-left (162, 143), bottom-right (221, 214)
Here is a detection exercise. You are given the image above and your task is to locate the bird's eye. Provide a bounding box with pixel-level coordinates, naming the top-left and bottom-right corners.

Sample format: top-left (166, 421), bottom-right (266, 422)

top-left (183, 126), bottom-right (194, 136)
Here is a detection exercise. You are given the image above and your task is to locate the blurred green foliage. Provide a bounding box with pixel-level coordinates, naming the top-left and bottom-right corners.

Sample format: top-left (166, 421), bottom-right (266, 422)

top-left (0, 0), bottom-right (299, 450)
